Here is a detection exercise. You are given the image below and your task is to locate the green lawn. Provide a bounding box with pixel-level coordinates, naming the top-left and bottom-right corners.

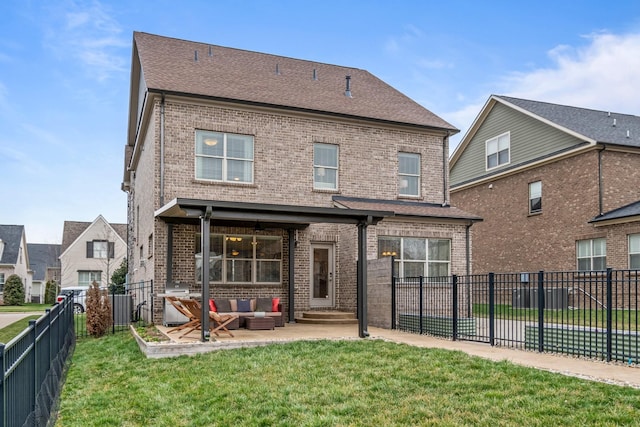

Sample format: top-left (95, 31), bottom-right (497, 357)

top-left (56, 333), bottom-right (640, 426)
top-left (0, 303), bottom-right (51, 313)
top-left (473, 303), bottom-right (639, 330)
top-left (0, 315), bottom-right (41, 343)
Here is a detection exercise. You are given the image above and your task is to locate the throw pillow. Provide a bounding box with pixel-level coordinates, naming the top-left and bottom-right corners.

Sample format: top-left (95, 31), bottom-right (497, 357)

top-left (237, 299), bottom-right (251, 312)
top-left (216, 298), bottom-right (231, 312)
top-left (272, 297), bottom-right (280, 312)
top-left (209, 299), bottom-right (217, 312)
top-left (250, 298), bottom-right (257, 311)
top-left (256, 297), bottom-right (272, 312)
top-left (229, 299), bottom-right (238, 312)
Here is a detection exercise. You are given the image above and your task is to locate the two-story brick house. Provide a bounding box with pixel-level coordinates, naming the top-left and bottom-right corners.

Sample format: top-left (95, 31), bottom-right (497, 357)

top-left (450, 95), bottom-right (640, 274)
top-left (122, 32), bottom-right (479, 335)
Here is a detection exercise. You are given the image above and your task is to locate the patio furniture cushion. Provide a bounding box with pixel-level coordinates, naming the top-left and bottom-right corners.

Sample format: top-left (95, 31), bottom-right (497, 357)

top-left (229, 299), bottom-right (238, 311)
top-left (209, 299), bottom-right (217, 312)
top-left (237, 299), bottom-right (251, 312)
top-left (216, 299), bottom-right (231, 312)
top-left (256, 297), bottom-right (272, 312)
top-left (272, 297), bottom-right (280, 312)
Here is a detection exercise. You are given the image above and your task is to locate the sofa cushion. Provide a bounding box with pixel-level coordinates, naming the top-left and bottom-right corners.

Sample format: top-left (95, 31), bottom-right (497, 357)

top-left (256, 297), bottom-right (272, 312)
top-left (272, 297), bottom-right (280, 312)
top-left (229, 299), bottom-right (238, 311)
top-left (237, 299), bottom-right (252, 312)
top-left (216, 299), bottom-right (231, 312)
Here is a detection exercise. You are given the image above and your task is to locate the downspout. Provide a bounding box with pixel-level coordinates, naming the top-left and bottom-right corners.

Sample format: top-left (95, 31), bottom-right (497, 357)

top-left (597, 145), bottom-right (605, 216)
top-left (160, 93), bottom-right (166, 206)
top-left (465, 222), bottom-right (471, 276)
top-left (442, 132), bottom-right (449, 206)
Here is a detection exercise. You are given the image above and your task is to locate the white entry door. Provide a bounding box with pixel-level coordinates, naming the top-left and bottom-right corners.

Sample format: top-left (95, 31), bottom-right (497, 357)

top-left (310, 243), bottom-right (335, 308)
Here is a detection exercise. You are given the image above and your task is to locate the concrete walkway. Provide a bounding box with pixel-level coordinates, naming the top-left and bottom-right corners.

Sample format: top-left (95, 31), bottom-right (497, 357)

top-left (154, 322), bottom-right (640, 388)
top-left (0, 312), bottom-right (42, 329)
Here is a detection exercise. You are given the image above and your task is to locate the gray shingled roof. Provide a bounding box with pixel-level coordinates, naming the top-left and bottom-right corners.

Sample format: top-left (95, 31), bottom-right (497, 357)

top-left (0, 225), bottom-right (24, 265)
top-left (498, 96), bottom-right (640, 148)
top-left (27, 244), bottom-right (61, 281)
top-left (590, 200), bottom-right (640, 223)
top-left (133, 32), bottom-right (457, 132)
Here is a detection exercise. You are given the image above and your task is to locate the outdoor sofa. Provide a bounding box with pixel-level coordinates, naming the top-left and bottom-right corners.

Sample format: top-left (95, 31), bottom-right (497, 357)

top-left (209, 297), bottom-right (284, 329)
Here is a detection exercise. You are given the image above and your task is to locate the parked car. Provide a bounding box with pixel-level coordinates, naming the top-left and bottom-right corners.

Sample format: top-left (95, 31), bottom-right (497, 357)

top-left (56, 286), bottom-right (89, 314)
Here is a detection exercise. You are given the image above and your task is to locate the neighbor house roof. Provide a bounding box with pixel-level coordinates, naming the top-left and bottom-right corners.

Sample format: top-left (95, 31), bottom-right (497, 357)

top-left (0, 225), bottom-right (24, 265)
top-left (61, 217), bottom-right (127, 254)
top-left (332, 196), bottom-right (482, 222)
top-left (590, 200), bottom-right (640, 226)
top-left (132, 32), bottom-right (458, 132)
top-left (498, 96), bottom-right (640, 148)
top-left (27, 244), bottom-right (61, 281)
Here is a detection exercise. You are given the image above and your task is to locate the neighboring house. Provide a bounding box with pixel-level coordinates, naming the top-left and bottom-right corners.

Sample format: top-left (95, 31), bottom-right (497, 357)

top-left (59, 215), bottom-right (127, 288)
top-left (450, 95), bottom-right (640, 274)
top-left (27, 243), bottom-right (61, 303)
top-left (0, 225), bottom-right (32, 302)
top-left (122, 32), bottom-right (480, 331)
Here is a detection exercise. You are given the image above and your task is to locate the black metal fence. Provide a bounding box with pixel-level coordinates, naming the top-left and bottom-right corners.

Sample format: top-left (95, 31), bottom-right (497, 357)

top-left (392, 269), bottom-right (639, 363)
top-left (73, 280), bottom-right (154, 338)
top-left (0, 295), bottom-right (75, 427)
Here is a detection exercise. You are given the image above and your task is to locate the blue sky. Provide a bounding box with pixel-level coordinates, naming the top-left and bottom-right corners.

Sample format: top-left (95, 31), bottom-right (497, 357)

top-left (2, 1), bottom-right (640, 243)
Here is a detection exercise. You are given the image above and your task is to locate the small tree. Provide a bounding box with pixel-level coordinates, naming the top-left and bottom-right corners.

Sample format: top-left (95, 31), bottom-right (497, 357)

top-left (44, 280), bottom-right (60, 305)
top-left (3, 274), bottom-right (25, 305)
top-left (109, 258), bottom-right (127, 294)
top-left (86, 281), bottom-right (112, 337)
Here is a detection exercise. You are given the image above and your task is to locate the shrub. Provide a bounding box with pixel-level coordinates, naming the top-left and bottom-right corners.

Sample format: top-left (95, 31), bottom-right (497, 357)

top-left (44, 280), bottom-right (59, 305)
top-left (109, 258), bottom-right (127, 294)
top-left (3, 274), bottom-right (25, 305)
top-left (86, 281), bottom-right (112, 337)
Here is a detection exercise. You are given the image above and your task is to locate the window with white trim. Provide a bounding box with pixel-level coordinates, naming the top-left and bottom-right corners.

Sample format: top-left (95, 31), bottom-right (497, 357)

top-left (529, 181), bottom-right (542, 214)
top-left (313, 143), bottom-right (338, 190)
top-left (86, 240), bottom-right (114, 259)
top-left (0, 273), bottom-right (4, 292)
top-left (195, 234), bottom-right (282, 284)
top-left (630, 234), bottom-right (640, 269)
top-left (577, 238), bottom-right (606, 271)
top-left (78, 271), bottom-right (101, 287)
top-left (196, 130), bottom-right (254, 183)
top-left (398, 152), bottom-right (420, 196)
top-left (378, 236), bottom-right (451, 278)
top-left (486, 132), bottom-right (510, 170)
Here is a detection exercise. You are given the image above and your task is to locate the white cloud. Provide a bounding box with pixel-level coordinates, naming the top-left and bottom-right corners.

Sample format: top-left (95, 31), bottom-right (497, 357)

top-left (44, 0), bottom-right (128, 82)
top-left (502, 32), bottom-right (640, 114)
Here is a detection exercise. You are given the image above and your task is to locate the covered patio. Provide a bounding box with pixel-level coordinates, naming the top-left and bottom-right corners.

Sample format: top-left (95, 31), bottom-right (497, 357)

top-left (155, 198), bottom-right (393, 341)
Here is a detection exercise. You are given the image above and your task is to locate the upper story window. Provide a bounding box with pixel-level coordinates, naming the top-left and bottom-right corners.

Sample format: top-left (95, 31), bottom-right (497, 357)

top-left (486, 132), bottom-right (510, 170)
top-left (378, 236), bottom-right (450, 278)
top-left (577, 238), bottom-right (606, 271)
top-left (86, 240), bottom-right (114, 259)
top-left (529, 181), bottom-right (542, 214)
top-left (629, 234), bottom-right (640, 269)
top-left (313, 143), bottom-right (339, 190)
top-left (196, 130), bottom-right (254, 183)
top-left (398, 152), bottom-right (420, 197)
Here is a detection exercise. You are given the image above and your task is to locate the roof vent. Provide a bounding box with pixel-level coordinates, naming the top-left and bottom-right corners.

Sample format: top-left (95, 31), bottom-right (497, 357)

top-left (275, 64), bottom-right (281, 75)
top-left (313, 69), bottom-right (318, 80)
top-left (208, 46), bottom-right (213, 57)
top-left (627, 130), bottom-right (630, 138)
top-left (345, 75), bottom-right (352, 97)
top-left (194, 50), bottom-right (198, 62)
top-left (613, 118), bottom-right (616, 127)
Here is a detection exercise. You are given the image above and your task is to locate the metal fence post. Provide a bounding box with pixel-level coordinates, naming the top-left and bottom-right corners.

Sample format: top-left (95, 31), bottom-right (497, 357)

top-left (112, 285), bottom-right (116, 335)
top-left (538, 271), bottom-right (545, 353)
top-left (606, 268), bottom-right (613, 362)
top-left (1, 343), bottom-right (5, 427)
top-left (452, 275), bottom-right (458, 341)
top-left (30, 319), bottom-right (38, 423)
top-left (419, 276), bottom-right (424, 335)
top-left (391, 256), bottom-right (396, 330)
top-left (488, 273), bottom-right (495, 346)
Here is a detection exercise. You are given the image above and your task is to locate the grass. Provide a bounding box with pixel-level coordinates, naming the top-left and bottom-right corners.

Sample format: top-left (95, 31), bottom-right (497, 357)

top-left (473, 303), bottom-right (639, 330)
top-left (56, 334), bottom-right (640, 426)
top-left (0, 303), bottom-right (51, 313)
top-left (0, 315), bottom-right (41, 344)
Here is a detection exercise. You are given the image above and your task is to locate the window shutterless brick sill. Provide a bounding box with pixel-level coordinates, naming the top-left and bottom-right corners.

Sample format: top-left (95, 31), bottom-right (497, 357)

top-left (528, 211), bottom-right (542, 217)
top-left (313, 188), bottom-right (341, 194)
top-left (193, 179), bottom-right (257, 188)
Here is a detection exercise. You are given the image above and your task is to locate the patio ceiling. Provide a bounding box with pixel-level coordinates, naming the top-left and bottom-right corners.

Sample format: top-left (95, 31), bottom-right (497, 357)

top-left (155, 198), bottom-right (394, 227)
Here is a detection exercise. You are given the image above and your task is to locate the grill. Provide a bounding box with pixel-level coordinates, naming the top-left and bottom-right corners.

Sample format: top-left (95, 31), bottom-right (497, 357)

top-left (159, 282), bottom-right (191, 326)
